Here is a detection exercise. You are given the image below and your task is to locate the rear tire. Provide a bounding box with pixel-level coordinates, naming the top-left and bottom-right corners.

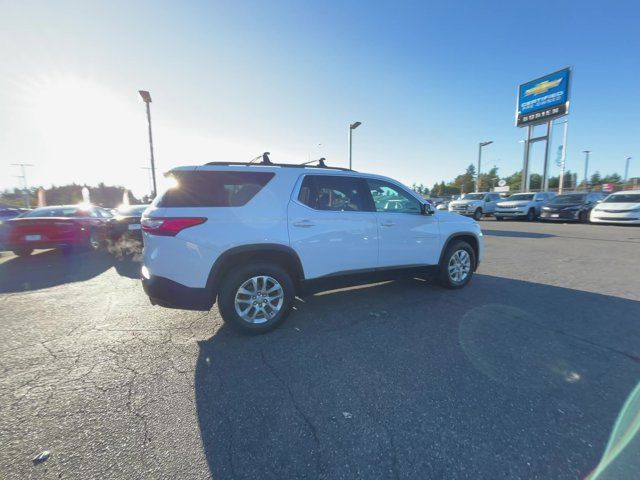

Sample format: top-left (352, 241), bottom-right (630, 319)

top-left (473, 208), bottom-right (483, 221)
top-left (495, 216), bottom-right (504, 221)
top-left (13, 248), bottom-right (33, 257)
top-left (218, 263), bottom-right (295, 335)
top-left (438, 240), bottom-right (476, 289)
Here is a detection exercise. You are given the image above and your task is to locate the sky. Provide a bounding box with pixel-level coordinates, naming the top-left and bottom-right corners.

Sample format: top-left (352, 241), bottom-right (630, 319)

top-left (1, 0), bottom-right (639, 198)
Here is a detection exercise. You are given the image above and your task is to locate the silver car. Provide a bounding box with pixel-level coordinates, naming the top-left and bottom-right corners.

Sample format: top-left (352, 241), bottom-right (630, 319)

top-left (495, 192), bottom-right (556, 221)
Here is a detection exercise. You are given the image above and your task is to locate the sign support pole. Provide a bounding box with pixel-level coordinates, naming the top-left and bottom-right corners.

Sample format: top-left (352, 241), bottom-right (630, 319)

top-left (558, 121), bottom-right (569, 194)
top-left (522, 125), bottom-right (532, 192)
top-left (542, 120), bottom-right (553, 192)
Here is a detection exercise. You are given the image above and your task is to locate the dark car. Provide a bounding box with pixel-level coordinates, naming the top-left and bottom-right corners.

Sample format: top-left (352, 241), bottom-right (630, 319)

top-left (108, 205), bottom-right (149, 242)
top-left (540, 192), bottom-right (605, 223)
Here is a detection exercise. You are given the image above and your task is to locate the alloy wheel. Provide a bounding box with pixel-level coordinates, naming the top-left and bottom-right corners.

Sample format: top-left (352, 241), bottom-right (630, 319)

top-left (234, 275), bottom-right (284, 324)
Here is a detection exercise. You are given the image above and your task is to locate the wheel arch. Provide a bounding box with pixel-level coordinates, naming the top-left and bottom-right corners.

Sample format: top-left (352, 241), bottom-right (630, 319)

top-left (206, 243), bottom-right (305, 299)
top-left (438, 232), bottom-right (480, 270)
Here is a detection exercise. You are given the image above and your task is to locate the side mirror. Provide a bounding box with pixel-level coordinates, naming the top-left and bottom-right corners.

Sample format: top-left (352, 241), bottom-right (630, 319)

top-left (422, 203), bottom-right (435, 215)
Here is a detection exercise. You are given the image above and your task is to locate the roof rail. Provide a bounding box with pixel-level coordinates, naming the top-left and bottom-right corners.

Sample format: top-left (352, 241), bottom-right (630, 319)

top-left (204, 158), bottom-right (354, 172)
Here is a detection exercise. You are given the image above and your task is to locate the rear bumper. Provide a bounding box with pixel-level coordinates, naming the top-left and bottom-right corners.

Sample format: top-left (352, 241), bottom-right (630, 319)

top-left (142, 274), bottom-right (214, 311)
top-left (3, 241), bottom-right (81, 250)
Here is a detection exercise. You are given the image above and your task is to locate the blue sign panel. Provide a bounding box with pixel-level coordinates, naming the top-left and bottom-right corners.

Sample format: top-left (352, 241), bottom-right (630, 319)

top-left (516, 68), bottom-right (571, 126)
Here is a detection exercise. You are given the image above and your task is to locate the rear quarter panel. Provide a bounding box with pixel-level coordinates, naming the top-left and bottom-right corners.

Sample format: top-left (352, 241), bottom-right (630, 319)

top-left (142, 174), bottom-right (292, 289)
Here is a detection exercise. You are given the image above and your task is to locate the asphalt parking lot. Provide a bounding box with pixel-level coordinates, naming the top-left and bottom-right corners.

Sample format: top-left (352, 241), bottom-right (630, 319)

top-left (1, 220), bottom-right (639, 479)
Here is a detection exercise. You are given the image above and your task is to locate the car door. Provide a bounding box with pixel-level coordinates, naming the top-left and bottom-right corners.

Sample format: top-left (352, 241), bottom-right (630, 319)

top-left (367, 178), bottom-right (440, 267)
top-left (288, 174), bottom-right (378, 279)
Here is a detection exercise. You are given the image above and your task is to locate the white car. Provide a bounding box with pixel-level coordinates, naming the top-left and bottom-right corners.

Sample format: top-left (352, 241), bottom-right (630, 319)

top-left (590, 190), bottom-right (640, 224)
top-left (495, 192), bottom-right (556, 221)
top-left (141, 159), bottom-right (484, 334)
top-left (448, 192), bottom-right (502, 220)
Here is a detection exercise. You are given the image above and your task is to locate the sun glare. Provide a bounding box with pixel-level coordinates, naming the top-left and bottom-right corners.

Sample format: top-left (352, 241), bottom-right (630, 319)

top-left (23, 75), bottom-right (147, 192)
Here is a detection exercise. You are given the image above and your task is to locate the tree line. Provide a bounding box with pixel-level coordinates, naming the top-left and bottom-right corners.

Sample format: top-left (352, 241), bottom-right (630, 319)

top-left (0, 183), bottom-right (143, 208)
top-left (413, 164), bottom-right (632, 197)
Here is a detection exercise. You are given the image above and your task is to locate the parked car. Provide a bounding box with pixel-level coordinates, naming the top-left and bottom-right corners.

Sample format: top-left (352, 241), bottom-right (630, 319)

top-left (590, 190), bottom-right (640, 225)
top-left (448, 192), bottom-right (501, 220)
top-left (141, 161), bottom-right (484, 334)
top-left (2, 204), bottom-right (113, 256)
top-left (540, 192), bottom-right (605, 223)
top-left (108, 204), bottom-right (149, 241)
top-left (495, 192), bottom-right (556, 221)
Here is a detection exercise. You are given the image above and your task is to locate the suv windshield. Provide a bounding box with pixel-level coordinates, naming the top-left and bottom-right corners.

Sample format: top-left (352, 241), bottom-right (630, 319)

top-left (506, 194), bottom-right (534, 201)
top-left (463, 193), bottom-right (485, 200)
top-left (603, 193), bottom-right (640, 203)
top-left (550, 194), bottom-right (586, 205)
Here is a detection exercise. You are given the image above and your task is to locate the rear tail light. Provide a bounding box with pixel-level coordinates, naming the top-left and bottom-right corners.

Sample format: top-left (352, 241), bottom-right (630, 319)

top-left (141, 217), bottom-right (206, 236)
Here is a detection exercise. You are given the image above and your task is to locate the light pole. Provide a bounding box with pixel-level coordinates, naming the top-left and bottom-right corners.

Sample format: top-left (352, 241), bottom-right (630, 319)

top-left (10, 163), bottom-right (34, 208)
top-left (624, 156), bottom-right (632, 183)
top-left (348, 121), bottom-right (361, 170)
top-left (476, 141), bottom-right (493, 192)
top-left (582, 150), bottom-right (591, 189)
top-left (139, 90), bottom-right (157, 198)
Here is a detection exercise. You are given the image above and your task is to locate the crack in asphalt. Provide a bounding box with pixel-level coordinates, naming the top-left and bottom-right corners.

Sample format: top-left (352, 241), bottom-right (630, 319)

top-left (260, 348), bottom-right (322, 479)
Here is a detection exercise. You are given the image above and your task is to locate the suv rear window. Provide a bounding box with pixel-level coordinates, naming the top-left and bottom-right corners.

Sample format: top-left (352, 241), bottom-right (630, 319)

top-left (158, 171), bottom-right (275, 207)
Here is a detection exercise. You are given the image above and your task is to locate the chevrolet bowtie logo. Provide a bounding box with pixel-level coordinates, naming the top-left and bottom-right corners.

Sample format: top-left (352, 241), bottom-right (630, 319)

top-left (525, 78), bottom-right (562, 96)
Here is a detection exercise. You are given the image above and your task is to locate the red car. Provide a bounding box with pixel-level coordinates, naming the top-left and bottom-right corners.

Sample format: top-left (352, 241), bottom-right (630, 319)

top-left (2, 205), bottom-right (113, 256)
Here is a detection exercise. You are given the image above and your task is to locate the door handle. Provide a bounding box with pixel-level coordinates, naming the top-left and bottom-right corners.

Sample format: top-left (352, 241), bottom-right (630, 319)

top-left (293, 220), bottom-right (315, 228)
top-left (380, 220), bottom-right (395, 227)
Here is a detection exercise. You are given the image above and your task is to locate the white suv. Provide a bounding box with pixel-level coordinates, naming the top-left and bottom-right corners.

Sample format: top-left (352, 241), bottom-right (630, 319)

top-left (495, 192), bottom-right (556, 221)
top-left (448, 192), bottom-right (501, 220)
top-left (141, 160), bottom-right (484, 334)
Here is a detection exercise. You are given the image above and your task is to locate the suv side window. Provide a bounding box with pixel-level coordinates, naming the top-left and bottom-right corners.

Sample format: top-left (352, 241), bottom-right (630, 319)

top-left (298, 175), bottom-right (372, 212)
top-left (367, 179), bottom-right (421, 214)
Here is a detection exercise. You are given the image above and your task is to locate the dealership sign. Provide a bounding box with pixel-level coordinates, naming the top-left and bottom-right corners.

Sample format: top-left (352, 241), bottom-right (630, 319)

top-left (516, 68), bottom-right (571, 127)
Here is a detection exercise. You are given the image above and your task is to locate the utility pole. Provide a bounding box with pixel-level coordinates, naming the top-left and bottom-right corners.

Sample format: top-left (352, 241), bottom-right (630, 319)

top-left (138, 90), bottom-right (157, 198)
top-left (582, 150), bottom-right (591, 190)
top-left (10, 163), bottom-right (34, 208)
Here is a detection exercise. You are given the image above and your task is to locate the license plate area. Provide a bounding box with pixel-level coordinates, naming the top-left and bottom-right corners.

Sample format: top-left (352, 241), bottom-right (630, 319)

top-left (128, 224), bottom-right (141, 230)
top-left (25, 234), bottom-right (42, 241)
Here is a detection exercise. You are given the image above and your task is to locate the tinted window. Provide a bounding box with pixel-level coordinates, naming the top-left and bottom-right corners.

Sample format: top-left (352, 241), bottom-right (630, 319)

top-left (604, 193), bottom-right (640, 203)
top-left (158, 171), bottom-right (275, 207)
top-left (22, 207), bottom-right (85, 218)
top-left (550, 194), bottom-right (586, 204)
top-left (298, 175), bottom-right (371, 212)
top-left (368, 179), bottom-right (421, 214)
top-left (509, 194), bottom-right (534, 201)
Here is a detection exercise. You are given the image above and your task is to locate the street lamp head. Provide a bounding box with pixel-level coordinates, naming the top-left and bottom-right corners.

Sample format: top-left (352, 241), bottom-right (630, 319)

top-left (480, 141), bottom-right (493, 147)
top-left (138, 90), bottom-right (152, 103)
top-left (350, 121), bottom-right (362, 130)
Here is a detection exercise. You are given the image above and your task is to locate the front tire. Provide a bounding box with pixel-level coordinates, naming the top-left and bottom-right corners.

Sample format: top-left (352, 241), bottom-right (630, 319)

top-left (218, 263), bottom-right (295, 334)
top-left (579, 210), bottom-right (589, 223)
top-left (495, 216), bottom-right (504, 222)
top-left (438, 240), bottom-right (476, 289)
top-left (526, 208), bottom-right (536, 222)
top-left (473, 208), bottom-right (483, 221)
top-left (13, 248), bottom-right (33, 257)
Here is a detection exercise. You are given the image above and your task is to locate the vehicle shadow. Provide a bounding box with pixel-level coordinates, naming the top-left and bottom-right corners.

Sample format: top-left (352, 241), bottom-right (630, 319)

top-left (195, 274), bottom-right (640, 479)
top-left (0, 249), bottom-right (115, 293)
top-left (483, 229), bottom-right (555, 238)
